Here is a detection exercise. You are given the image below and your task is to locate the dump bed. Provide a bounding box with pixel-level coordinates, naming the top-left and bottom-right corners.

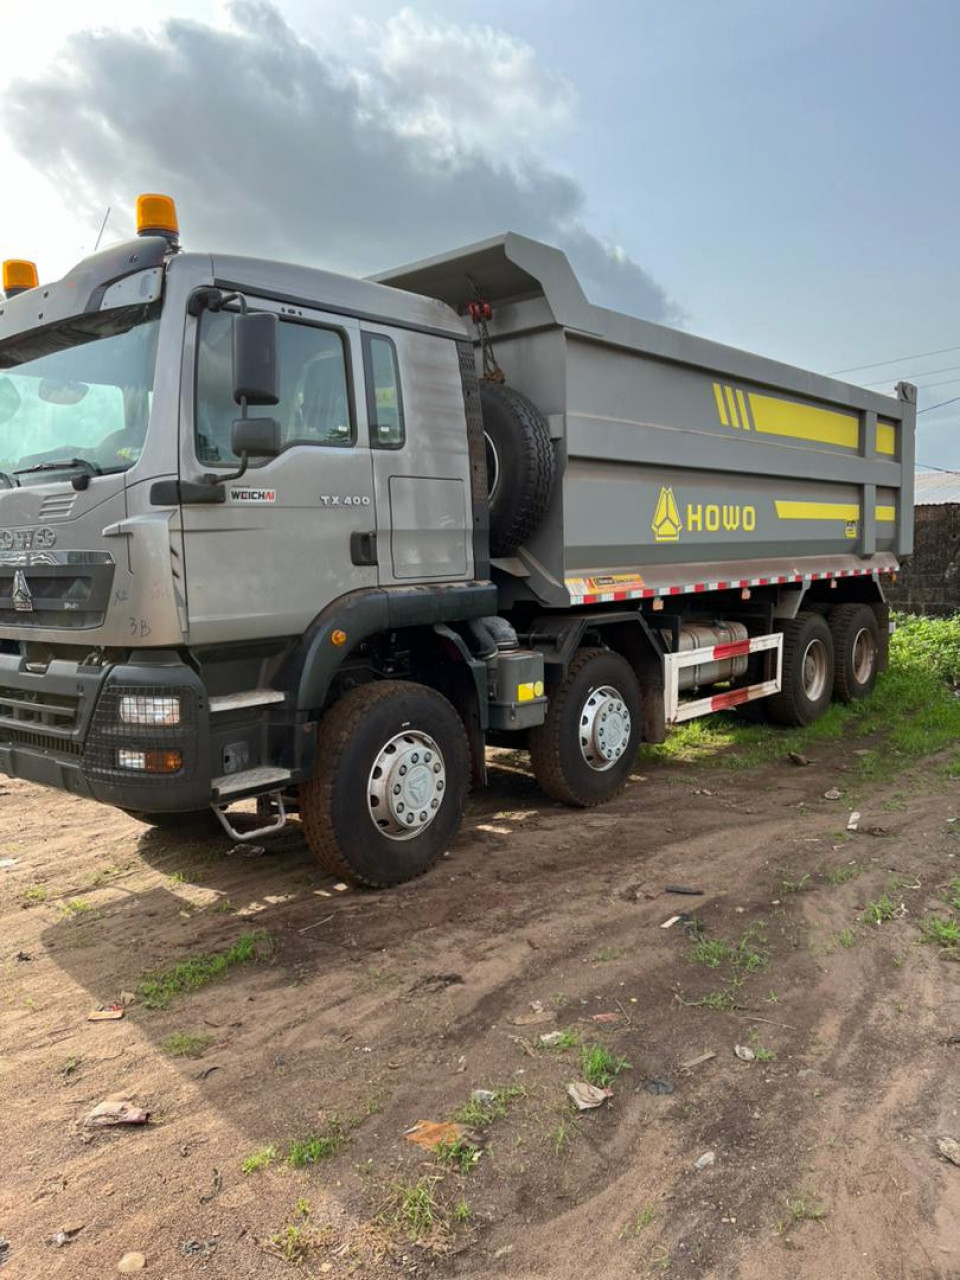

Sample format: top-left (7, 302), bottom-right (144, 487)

top-left (376, 234), bottom-right (915, 608)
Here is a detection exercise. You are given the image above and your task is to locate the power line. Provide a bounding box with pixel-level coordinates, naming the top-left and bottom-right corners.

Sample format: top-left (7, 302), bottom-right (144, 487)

top-left (828, 342), bottom-right (960, 375)
top-left (916, 376), bottom-right (960, 393)
top-left (862, 361), bottom-right (960, 387)
top-left (917, 395), bottom-right (960, 415)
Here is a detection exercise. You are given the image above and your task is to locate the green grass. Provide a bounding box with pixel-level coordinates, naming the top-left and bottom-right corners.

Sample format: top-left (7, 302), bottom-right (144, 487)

top-left (581, 1043), bottom-right (631, 1088)
top-left (160, 1031), bottom-right (214, 1058)
top-left (947, 877), bottom-right (960, 912)
top-left (620, 1206), bottom-right (657, 1239)
top-left (435, 1137), bottom-right (482, 1173)
top-left (453, 1085), bottom-right (526, 1128)
top-left (241, 1145), bottom-right (278, 1174)
top-left (692, 938), bottom-right (730, 969)
top-left (387, 1177), bottom-right (441, 1241)
top-left (453, 1199), bottom-right (473, 1224)
top-left (538, 1027), bottom-right (580, 1052)
top-left (551, 1119), bottom-right (572, 1156)
top-left (781, 872), bottom-right (812, 894)
top-left (286, 1119), bottom-right (347, 1167)
top-left (138, 930), bottom-right (271, 1009)
top-left (22, 885), bottom-right (47, 903)
top-left (862, 895), bottom-right (898, 925)
top-left (838, 928), bottom-right (856, 949)
top-left (61, 898), bottom-right (93, 917)
top-left (919, 914), bottom-right (960, 954)
top-left (595, 946), bottom-right (622, 962)
top-left (828, 863), bottom-right (864, 885)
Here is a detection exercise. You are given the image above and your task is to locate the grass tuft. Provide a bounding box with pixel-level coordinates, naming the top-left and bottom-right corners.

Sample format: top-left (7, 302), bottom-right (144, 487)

top-left (242, 1145), bottom-right (278, 1174)
top-left (581, 1043), bottom-right (631, 1088)
top-left (160, 1031), bottom-right (214, 1058)
top-left (138, 930), bottom-right (271, 1009)
top-left (453, 1085), bottom-right (525, 1128)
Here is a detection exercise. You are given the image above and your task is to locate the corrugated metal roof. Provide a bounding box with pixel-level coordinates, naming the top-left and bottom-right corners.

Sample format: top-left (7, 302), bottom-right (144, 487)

top-left (915, 470), bottom-right (960, 505)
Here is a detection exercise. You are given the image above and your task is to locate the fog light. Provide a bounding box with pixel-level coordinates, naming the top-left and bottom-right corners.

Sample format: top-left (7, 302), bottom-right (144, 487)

top-left (119, 695), bottom-right (181, 726)
top-left (117, 748), bottom-right (183, 773)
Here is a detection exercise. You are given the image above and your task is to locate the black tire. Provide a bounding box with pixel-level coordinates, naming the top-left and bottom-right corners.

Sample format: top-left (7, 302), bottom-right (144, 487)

top-left (299, 682), bottom-right (470, 888)
top-left (529, 648), bottom-right (642, 807)
top-left (479, 382), bottom-right (556, 556)
top-left (829, 603), bottom-right (880, 702)
top-left (122, 809), bottom-right (221, 835)
top-left (766, 611), bottom-right (835, 727)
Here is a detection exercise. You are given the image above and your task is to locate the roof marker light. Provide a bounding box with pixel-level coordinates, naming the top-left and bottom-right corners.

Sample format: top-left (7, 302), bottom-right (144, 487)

top-left (2, 259), bottom-right (39, 298)
top-left (136, 193), bottom-right (179, 245)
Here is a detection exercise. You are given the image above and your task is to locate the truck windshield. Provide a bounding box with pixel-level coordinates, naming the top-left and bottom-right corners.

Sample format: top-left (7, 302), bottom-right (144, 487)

top-left (0, 304), bottom-right (160, 484)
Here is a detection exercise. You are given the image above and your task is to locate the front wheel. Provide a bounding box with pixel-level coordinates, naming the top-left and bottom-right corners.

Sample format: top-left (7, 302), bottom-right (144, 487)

top-left (766, 611), bottom-right (835, 727)
top-left (529, 648), bottom-right (642, 807)
top-left (299, 681), bottom-right (470, 888)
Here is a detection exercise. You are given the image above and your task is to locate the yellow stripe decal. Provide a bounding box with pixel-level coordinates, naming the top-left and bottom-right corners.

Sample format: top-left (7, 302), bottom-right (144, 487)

top-left (749, 394), bottom-right (859, 449)
top-left (725, 385), bottom-right (740, 428)
top-left (876, 422), bottom-right (896, 456)
top-left (736, 389), bottom-right (751, 431)
top-left (712, 382), bottom-right (729, 426)
top-left (775, 501), bottom-right (861, 521)
top-left (875, 505), bottom-right (896, 522)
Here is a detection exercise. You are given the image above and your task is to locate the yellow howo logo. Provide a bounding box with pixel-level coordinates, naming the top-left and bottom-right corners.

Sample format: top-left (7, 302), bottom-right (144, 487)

top-left (653, 486), bottom-right (757, 542)
top-left (652, 487), bottom-right (682, 542)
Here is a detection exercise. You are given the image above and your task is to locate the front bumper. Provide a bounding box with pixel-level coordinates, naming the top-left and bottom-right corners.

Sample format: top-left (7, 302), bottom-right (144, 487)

top-left (0, 652), bottom-right (215, 811)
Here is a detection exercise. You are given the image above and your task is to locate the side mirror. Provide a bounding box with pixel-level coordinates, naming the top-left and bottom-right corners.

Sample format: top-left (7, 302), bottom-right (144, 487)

top-left (231, 417), bottom-right (281, 459)
top-left (232, 312), bottom-right (279, 406)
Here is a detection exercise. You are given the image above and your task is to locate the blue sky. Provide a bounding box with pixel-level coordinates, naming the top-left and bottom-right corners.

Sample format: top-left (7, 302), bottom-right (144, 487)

top-left (2, 0), bottom-right (958, 463)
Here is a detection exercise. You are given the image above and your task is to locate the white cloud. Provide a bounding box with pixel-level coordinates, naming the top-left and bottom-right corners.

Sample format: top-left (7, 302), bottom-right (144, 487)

top-left (1, 1), bottom-right (677, 320)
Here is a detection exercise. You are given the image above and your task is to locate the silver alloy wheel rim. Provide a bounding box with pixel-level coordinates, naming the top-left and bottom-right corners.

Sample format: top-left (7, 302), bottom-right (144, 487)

top-left (579, 684), bottom-right (632, 772)
top-left (368, 730), bottom-right (446, 842)
top-left (852, 627), bottom-right (877, 685)
top-left (801, 638), bottom-right (829, 702)
top-left (484, 431), bottom-right (501, 502)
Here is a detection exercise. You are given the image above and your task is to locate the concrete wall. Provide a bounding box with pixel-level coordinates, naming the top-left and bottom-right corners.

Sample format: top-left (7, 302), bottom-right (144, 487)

top-left (887, 504), bottom-right (960, 615)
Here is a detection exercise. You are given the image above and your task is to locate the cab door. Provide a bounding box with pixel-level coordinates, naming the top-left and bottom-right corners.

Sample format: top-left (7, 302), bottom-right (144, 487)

top-left (180, 301), bottom-right (377, 646)
top-left (361, 324), bottom-right (472, 585)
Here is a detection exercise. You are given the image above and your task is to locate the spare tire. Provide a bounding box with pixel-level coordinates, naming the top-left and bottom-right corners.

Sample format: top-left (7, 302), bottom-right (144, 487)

top-left (478, 382), bottom-right (556, 556)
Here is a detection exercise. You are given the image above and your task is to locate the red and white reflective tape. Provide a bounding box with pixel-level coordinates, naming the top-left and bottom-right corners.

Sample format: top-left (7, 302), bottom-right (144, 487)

top-left (566, 564), bottom-right (895, 607)
top-left (664, 633), bottom-right (783, 724)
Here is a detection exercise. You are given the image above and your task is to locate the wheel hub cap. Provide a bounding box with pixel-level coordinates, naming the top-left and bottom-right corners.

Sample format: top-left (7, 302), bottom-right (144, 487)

top-left (852, 627), bottom-right (876, 684)
top-left (579, 685), bottom-right (631, 772)
top-left (801, 638), bottom-right (828, 701)
top-left (368, 731), bottom-right (446, 842)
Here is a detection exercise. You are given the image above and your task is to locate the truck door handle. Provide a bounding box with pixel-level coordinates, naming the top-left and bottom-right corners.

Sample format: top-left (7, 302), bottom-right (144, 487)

top-left (350, 530), bottom-right (378, 566)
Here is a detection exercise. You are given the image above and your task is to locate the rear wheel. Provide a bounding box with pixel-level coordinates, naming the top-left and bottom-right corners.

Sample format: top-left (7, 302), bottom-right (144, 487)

top-left (829, 603), bottom-right (880, 702)
top-left (299, 681), bottom-right (470, 888)
top-left (529, 648), bottom-right (642, 806)
top-left (766, 611), bottom-right (835, 727)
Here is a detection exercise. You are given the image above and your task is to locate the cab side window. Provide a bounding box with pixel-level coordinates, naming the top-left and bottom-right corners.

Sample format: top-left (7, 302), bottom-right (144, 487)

top-left (196, 311), bottom-right (354, 464)
top-left (362, 333), bottom-right (404, 449)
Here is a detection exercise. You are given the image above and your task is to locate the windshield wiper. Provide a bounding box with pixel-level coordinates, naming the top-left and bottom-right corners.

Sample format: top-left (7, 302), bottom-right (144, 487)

top-left (14, 457), bottom-right (103, 480)
top-left (0, 471), bottom-right (19, 489)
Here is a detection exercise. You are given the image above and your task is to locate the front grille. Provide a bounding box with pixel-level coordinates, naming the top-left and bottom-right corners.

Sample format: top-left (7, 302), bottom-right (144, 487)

top-left (83, 683), bottom-right (200, 787)
top-left (0, 685), bottom-right (80, 729)
top-left (1, 725), bottom-right (82, 757)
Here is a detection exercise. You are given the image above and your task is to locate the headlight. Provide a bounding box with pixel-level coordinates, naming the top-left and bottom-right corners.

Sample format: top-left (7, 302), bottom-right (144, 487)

top-left (119, 695), bottom-right (181, 726)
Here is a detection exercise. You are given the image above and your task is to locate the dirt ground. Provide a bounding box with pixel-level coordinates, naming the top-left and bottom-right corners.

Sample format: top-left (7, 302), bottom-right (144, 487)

top-left (2, 733), bottom-right (959, 1280)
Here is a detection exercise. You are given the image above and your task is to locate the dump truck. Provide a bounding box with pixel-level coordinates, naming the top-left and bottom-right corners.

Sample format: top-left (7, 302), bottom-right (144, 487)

top-left (0, 196), bottom-right (915, 885)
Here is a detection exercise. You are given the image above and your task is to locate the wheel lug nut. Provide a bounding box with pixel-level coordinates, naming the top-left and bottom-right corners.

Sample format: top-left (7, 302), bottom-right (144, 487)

top-left (433, 763), bottom-right (441, 773)
top-left (430, 799), bottom-right (438, 809)
top-left (393, 784), bottom-right (401, 795)
top-left (420, 811), bottom-right (427, 822)
top-left (399, 765), bottom-right (407, 776)
top-left (424, 752), bottom-right (431, 763)
top-left (411, 752), bottom-right (419, 763)
top-left (406, 814), bottom-right (414, 824)
top-left (397, 802), bottom-right (404, 812)
top-left (437, 781), bottom-right (444, 791)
